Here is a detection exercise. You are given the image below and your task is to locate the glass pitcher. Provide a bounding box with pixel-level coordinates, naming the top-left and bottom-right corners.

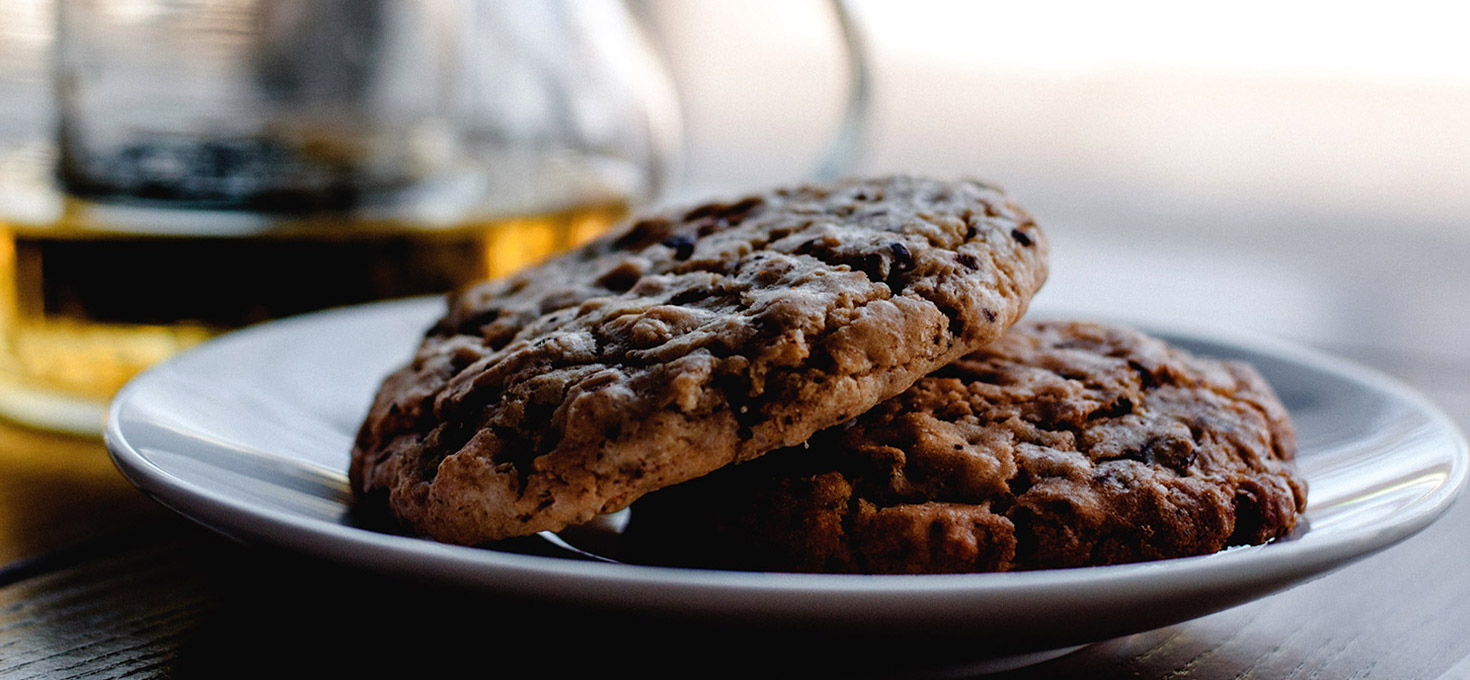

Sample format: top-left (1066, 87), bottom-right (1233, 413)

top-left (0, 0), bottom-right (868, 434)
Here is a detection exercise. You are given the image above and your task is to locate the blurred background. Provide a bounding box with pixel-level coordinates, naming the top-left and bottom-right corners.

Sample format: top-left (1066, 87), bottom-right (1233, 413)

top-left (0, 0), bottom-right (1467, 432)
top-left (661, 0), bottom-right (1470, 240)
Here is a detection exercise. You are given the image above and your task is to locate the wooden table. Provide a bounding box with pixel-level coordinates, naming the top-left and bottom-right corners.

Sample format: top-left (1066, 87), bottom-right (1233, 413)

top-left (2, 222), bottom-right (1468, 679)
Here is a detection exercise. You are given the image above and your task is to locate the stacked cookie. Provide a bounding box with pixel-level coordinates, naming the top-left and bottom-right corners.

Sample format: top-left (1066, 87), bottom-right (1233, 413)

top-left (350, 176), bottom-right (1306, 573)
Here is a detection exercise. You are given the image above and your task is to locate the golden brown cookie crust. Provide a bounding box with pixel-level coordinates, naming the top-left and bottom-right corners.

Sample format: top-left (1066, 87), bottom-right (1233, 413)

top-left (621, 320), bottom-right (1307, 573)
top-left (350, 176), bottom-right (1050, 544)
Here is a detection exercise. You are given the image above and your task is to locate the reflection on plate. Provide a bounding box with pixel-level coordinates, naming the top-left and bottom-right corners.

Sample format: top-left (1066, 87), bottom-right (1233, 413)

top-left (105, 297), bottom-right (1467, 667)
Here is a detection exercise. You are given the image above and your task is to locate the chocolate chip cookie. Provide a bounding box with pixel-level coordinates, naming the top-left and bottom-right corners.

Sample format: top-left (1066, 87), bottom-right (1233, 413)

top-left (350, 176), bottom-right (1050, 544)
top-left (620, 320), bottom-right (1306, 573)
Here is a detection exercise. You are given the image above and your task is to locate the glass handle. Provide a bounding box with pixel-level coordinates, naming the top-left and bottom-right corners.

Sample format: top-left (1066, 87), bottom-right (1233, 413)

top-left (808, 0), bottom-right (870, 182)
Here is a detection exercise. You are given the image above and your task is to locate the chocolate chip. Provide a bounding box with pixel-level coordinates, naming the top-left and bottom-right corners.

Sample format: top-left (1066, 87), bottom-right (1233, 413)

top-left (662, 233), bottom-right (696, 260)
top-left (1090, 396), bottom-right (1134, 420)
top-left (455, 306), bottom-right (503, 335)
top-left (1010, 228), bottom-right (1033, 246)
top-left (983, 309), bottom-right (997, 322)
top-left (613, 217), bottom-right (674, 250)
top-left (888, 242), bottom-right (915, 272)
top-left (596, 261), bottom-right (642, 292)
top-left (851, 252), bottom-right (890, 284)
top-left (683, 196), bottom-right (764, 225)
top-left (1137, 435), bottom-right (1197, 471)
top-left (668, 287), bottom-right (710, 306)
top-left (683, 204), bottom-right (719, 221)
top-left (1128, 360), bottom-right (1160, 388)
top-left (703, 220), bottom-right (735, 238)
top-left (939, 301), bottom-right (966, 337)
top-left (956, 253), bottom-right (979, 270)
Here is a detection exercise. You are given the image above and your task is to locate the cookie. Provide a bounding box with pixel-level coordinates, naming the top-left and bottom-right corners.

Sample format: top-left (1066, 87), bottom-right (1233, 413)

top-left (350, 176), bottom-right (1050, 544)
top-left (620, 320), bottom-right (1306, 573)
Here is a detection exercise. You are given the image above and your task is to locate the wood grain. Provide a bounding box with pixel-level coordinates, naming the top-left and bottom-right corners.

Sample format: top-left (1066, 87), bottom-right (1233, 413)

top-left (0, 424), bottom-right (167, 567)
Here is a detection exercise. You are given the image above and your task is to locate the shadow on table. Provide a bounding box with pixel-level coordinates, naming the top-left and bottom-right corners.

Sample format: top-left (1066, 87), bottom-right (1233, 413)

top-left (170, 532), bottom-right (1103, 678)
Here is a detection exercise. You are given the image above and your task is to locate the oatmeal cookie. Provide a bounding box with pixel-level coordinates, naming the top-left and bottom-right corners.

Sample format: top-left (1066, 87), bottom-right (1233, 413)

top-left (621, 320), bottom-right (1306, 573)
top-left (350, 176), bottom-right (1050, 544)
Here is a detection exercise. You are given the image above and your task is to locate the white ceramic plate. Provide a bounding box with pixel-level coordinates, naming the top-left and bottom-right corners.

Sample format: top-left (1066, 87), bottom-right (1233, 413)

top-left (105, 297), bottom-right (1467, 662)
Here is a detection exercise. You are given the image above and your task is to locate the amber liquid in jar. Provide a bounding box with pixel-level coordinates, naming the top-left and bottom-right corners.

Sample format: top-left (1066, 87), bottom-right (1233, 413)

top-left (0, 200), bottom-right (628, 433)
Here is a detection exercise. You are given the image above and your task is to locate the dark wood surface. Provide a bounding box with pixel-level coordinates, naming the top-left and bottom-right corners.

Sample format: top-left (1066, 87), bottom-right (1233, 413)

top-left (2, 225), bottom-right (1468, 679)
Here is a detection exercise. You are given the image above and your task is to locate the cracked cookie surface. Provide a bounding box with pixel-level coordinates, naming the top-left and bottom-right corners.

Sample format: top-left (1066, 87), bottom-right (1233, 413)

top-left (349, 176), bottom-right (1050, 544)
top-left (620, 320), bottom-right (1307, 573)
